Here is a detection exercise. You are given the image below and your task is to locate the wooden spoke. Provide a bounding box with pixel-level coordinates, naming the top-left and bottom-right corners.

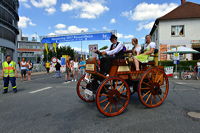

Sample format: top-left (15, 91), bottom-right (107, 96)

top-left (120, 89), bottom-right (127, 94)
top-left (142, 82), bottom-right (152, 87)
top-left (109, 104), bottom-right (112, 113)
top-left (109, 80), bottom-right (114, 90)
top-left (120, 95), bottom-right (128, 100)
top-left (156, 74), bottom-right (163, 83)
top-left (140, 87), bottom-right (151, 90)
top-left (114, 80), bottom-right (118, 90)
top-left (150, 95), bottom-right (153, 105)
top-left (142, 90), bottom-right (151, 99)
top-left (99, 98), bottom-right (108, 104)
top-left (153, 95), bottom-right (157, 103)
top-left (145, 93), bottom-right (152, 103)
top-left (103, 102), bottom-right (111, 111)
top-left (114, 103), bottom-right (118, 111)
top-left (100, 93), bottom-right (108, 97)
top-left (103, 86), bottom-right (109, 91)
top-left (117, 83), bottom-right (124, 91)
top-left (157, 95), bottom-right (162, 101)
top-left (154, 71), bottom-right (159, 82)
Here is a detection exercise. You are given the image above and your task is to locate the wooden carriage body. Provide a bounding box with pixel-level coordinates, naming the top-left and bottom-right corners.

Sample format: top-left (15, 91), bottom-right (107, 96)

top-left (77, 53), bottom-right (169, 117)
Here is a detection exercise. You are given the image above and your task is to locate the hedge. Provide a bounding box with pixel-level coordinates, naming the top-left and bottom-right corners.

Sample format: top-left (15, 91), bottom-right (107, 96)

top-left (158, 60), bottom-right (198, 72)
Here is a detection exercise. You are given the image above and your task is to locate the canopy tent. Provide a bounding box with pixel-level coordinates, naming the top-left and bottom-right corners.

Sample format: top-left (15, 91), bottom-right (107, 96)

top-left (163, 46), bottom-right (200, 54)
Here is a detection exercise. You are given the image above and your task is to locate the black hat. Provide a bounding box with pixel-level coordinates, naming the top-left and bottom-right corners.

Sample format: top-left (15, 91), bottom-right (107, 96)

top-left (110, 34), bottom-right (117, 40)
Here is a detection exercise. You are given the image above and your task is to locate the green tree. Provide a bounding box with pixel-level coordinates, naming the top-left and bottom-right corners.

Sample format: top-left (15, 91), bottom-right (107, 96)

top-left (99, 46), bottom-right (108, 50)
top-left (43, 46), bottom-right (76, 61)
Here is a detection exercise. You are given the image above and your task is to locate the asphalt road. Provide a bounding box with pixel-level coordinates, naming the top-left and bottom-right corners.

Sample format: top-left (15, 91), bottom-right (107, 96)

top-left (0, 73), bottom-right (200, 133)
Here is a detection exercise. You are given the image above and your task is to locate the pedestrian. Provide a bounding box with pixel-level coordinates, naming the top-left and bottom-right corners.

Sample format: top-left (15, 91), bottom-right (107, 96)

top-left (27, 60), bottom-right (33, 80)
top-left (65, 59), bottom-right (71, 82)
top-left (45, 61), bottom-right (50, 73)
top-left (55, 61), bottom-right (61, 78)
top-left (79, 58), bottom-right (86, 76)
top-left (73, 58), bottom-right (79, 81)
top-left (70, 59), bottom-right (74, 81)
top-left (197, 60), bottom-right (200, 77)
top-left (1, 55), bottom-right (18, 93)
top-left (20, 57), bottom-right (27, 81)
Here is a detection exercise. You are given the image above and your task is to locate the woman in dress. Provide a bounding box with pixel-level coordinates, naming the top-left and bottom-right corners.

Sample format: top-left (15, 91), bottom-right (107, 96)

top-left (131, 38), bottom-right (141, 71)
top-left (134, 35), bottom-right (156, 70)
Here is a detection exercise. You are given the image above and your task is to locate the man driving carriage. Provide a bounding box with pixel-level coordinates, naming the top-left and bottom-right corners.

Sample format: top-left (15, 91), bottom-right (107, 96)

top-left (95, 34), bottom-right (125, 75)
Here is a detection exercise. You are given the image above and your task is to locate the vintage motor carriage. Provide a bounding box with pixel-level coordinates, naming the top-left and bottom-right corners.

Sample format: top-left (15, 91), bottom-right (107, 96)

top-left (76, 51), bottom-right (169, 117)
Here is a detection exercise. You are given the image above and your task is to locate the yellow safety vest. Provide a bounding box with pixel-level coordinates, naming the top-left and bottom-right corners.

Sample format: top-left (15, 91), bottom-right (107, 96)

top-left (2, 61), bottom-right (16, 77)
top-left (45, 62), bottom-right (50, 68)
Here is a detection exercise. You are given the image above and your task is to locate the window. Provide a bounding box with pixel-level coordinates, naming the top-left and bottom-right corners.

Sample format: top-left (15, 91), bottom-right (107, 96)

top-left (171, 25), bottom-right (184, 36)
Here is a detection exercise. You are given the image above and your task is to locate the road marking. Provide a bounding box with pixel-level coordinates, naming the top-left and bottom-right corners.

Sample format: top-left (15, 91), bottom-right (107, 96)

top-left (175, 82), bottom-right (187, 85)
top-left (188, 112), bottom-right (200, 119)
top-left (29, 87), bottom-right (52, 94)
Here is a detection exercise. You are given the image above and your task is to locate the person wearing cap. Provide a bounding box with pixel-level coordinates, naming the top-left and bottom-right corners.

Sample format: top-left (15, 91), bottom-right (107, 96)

top-left (95, 34), bottom-right (125, 75)
top-left (1, 55), bottom-right (18, 93)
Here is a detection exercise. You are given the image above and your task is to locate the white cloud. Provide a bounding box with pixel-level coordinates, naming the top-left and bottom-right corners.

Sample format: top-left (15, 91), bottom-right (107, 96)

top-left (124, 35), bottom-right (134, 39)
top-left (19, 0), bottom-right (31, 8)
top-left (48, 32), bottom-right (56, 36)
top-left (21, 33), bottom-right (40, 41)
top-left (61, 0), bottom-right (109, 19)
top-left (18, 16), bottom-right (36, 28)
top-left (54, 25), bottom-right (88, 34)
top-left (110, 18), bottom-right (116, 24)
top-left (55, 24), bottom-right (67, 29)
top-left (30, 0), bottom-right (57, 14)
top-left (117, 33), bottom-right (134, 39)
top-left (122, 2), bottom-right (178, 21)
top-left (30, 0), bottom-right (57, 8)
top-left (102, 26), bottom-right (108, 30)
top-left (137, 21), bottom-right (154, 31)
top-left (23, 3), bottom-right (31, 8)
top-left (19, 0), bottom-right (27, 2)
top-left (45, 7), bottom-right (56, 14)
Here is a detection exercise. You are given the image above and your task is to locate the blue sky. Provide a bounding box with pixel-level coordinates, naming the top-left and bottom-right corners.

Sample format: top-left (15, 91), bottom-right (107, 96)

top-left (18, 0), bottom-right (200, 52)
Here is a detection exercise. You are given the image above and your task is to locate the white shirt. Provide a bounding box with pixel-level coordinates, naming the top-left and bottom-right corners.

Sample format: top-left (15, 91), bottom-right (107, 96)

top-left (74, 62), bottom-right (78, 68)
top-left (104, 42), bottom-right (124, 55)
top-left (197, 62), bottom-right (200, 68)
top-left (134, 45), bottom-right (141, 53)
top-left (144, 42), bottom-right (156, 50)
top-left (21, 61), bottom-right (27, 70)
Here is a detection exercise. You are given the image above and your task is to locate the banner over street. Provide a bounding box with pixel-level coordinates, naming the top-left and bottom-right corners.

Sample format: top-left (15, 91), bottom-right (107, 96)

top-left (41, 31), bottom-right (113, 44)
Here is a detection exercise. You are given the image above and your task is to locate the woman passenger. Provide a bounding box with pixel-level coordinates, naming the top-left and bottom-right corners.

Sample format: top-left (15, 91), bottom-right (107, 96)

top-left (134, 35), bottom-right (156, 70)
top-left (131, 38), bottom-right (141, 71)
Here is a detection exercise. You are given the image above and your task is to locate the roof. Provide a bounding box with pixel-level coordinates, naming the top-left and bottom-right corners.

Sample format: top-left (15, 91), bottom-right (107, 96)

top-left (150, 2), bottom-right (200, 35)
top-left (159, 2), bottom-right (200, 20)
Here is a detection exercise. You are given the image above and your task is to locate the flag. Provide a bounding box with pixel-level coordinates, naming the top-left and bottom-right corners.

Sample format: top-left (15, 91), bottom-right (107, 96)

top-left (44, 43), bottom-right (48, 54)
top-left (53, 43), bottom-right (57, 53)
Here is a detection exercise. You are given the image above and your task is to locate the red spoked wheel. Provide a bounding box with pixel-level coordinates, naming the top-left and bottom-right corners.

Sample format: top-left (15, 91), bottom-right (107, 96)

top-left (96, 77), bottom-right (131, 117)
top-left (76, 74), bottom-right (95, 102)
top-left (138, 67), bottom-right (169, 108)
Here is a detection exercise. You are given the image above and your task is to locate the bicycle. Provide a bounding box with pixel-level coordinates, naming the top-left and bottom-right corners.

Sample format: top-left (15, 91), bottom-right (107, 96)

top-left (181, 65), bottom-right (200, 80)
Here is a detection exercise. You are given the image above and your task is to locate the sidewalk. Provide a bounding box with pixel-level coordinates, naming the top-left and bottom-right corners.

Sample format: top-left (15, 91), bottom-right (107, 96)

top-left (0, 71), bottom-right (46, 79)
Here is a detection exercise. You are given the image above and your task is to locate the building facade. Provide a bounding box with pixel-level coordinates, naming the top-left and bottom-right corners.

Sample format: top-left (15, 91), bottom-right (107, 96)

top-left (150, 1), bottom-right (200, 61)
top-left (17, 31), bottom-right (54, 63)
top-left (0, 0), bottom-right (19, 62)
